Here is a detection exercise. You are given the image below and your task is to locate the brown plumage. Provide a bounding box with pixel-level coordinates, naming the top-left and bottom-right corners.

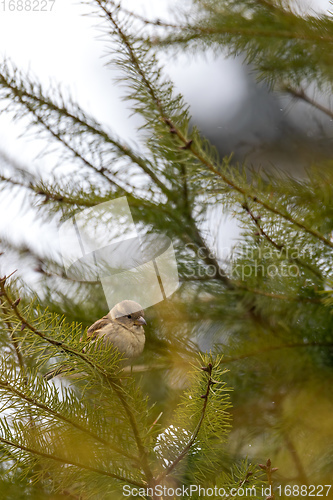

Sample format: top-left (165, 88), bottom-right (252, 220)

top-left (85, 300), bottom-right (146, 359)
top-left (44, 300), bottom-right (146, 380)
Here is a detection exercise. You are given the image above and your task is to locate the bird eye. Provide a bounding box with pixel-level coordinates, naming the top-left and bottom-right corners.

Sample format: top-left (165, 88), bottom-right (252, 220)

top-left (127, 315), bottom-right (132, 319)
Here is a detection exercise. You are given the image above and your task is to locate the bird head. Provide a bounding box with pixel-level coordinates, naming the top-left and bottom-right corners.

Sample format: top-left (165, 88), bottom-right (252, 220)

top-left (109, 300), bottom-right (146, 329)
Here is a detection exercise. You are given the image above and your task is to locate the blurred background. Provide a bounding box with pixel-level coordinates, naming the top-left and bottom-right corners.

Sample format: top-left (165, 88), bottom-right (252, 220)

top-left (1, 0), bottom-right (333, 263)
top-left (1, 0), bottom-right (333, 494)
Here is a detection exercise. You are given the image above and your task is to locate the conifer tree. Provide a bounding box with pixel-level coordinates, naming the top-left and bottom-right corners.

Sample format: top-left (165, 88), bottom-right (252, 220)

top-left (0, 0), bottom-right (333, 498)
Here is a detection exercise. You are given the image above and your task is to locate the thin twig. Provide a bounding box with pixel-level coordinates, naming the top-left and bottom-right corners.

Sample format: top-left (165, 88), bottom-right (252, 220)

top-left (285, 86), bottom-right (333, 120)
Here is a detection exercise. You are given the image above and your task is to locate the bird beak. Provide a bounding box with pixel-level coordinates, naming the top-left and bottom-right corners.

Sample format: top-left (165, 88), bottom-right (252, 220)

top-left (134, 316), bottom-right (147, 326)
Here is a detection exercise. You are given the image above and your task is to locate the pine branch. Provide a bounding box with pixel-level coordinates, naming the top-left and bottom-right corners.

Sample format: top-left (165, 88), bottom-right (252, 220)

top-left (0, 292), bottom-right (35, 436)
top-left (0, 62), bottom-right (171, 198)
top-left (0, 273), bottom-right (154, 483)
top-left (0, 170), bottom-right (234, 295)
top-left (187, 224), bottom-right (233, 289)
top-left (0, 72), bottom-right (116, 187)
top-left (0, 238), bottom-right (88, 289)
top-left (234, 283), bottom-right (322, 303)
top-left (0, 172), bottom-right (98, 207)
top-left (222, 469), bottom-right (257, 500)
top-left (0, 297), bottom-right (26, 373)
top-left (95, 1), bottom-right (164, 115)
top-left (162, 116), bottom-right (333, 250)
top-left (142, 0), bottom-right (333, 90)
top-left (0, 377), bottom-right (139, 464)
top-left (240, 201), bottom-right (323, 280)
top-left (93, 1), bottom-right (234, 289)
top-left (0, 273), bottom-right (27, 378)
top-left (155, 361), bottom-right (214, 482)
top-left (180, 164), bottom-right (190, 218)
top-left (30, 118), bottom-right (124, 191)
top-left (0, 163), bottom-right (179, 231)
top-left (91, 2), bottom-right (332, 352)
top-left (93, 4), bottom-right (333, 251)
top-left (0, 436), bottom-right (145, 487)
top-left (36, 266), bottom-right (100, 285)
top-left (155, 23), bottom-right (333, 45)
top-left (0, 274), bottom-right (103, 369)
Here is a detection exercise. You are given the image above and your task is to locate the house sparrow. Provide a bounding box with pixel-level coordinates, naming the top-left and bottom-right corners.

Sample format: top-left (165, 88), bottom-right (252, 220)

top-left (85, 300), bottom-right (146, 359)
top-left (44, 300), bottom-right (146, 380)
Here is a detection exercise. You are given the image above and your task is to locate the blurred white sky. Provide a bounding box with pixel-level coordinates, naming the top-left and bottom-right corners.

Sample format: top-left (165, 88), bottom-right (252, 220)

top-left (0, 0), bottom-right (247, 257)
top-left (0, 0), bottom-right (249, 155)
top-left (0, 0), bottom-right (331, 273)
top-left (0, 0), bottom-right (329, 157)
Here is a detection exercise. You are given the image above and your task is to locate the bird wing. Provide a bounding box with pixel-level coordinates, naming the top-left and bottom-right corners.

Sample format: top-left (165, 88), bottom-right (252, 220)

top-left (86, 316), bottom-right (112, 339)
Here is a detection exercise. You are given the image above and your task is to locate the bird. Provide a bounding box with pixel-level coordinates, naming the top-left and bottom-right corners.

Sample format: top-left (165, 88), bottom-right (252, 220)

top-left (85, 300), bottom-right (146, 359)
top-left (44, 300), bottom-right (146, 381)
